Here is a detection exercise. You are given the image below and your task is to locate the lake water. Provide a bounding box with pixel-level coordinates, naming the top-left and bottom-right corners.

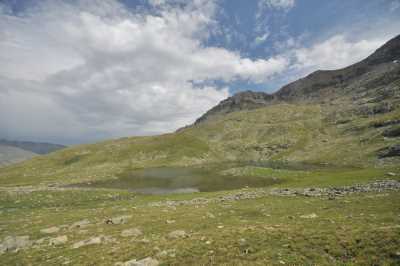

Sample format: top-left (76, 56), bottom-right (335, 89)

top-left (71, 161), bottom-right (328, 195)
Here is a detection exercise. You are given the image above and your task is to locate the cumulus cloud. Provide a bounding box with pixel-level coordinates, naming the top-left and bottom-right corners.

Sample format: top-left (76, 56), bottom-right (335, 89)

top-left (0, 0), bottom-right (287, 144)
top-left (293, 34), bottom-right (385, 70)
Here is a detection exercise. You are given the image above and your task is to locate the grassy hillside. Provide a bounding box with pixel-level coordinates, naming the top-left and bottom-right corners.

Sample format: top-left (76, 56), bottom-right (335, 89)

top-left (0, 99), bottom-right (399, 186)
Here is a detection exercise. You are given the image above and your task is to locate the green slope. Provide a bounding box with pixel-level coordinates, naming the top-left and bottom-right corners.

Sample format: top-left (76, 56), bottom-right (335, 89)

top-left (0, 100), bottom-right (399, 186)
top-left (0, 35), bottom-right (399, 187)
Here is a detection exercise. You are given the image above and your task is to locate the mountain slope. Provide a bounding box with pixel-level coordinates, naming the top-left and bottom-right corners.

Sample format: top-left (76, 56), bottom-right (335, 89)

top-left (0, 139), bottom-right (66, 155)
top-left (195, 34), bottom-right (400, 123)
top-left (0, 145), bottom-right (37, 167)
top-left (0, 35), bottom-right (399, 186)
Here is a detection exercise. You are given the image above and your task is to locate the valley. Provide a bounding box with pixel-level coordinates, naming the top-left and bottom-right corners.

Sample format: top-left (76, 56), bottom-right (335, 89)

top-left (0, 34), bottom-right (399, 265)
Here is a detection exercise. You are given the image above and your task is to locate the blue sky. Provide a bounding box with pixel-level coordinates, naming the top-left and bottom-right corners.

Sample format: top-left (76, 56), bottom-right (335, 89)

top-left (0, 0), bottom-right (399, 144)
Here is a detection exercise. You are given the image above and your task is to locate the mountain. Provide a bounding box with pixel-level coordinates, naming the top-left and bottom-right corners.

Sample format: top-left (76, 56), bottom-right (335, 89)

top-left (0, 139), bottom-right (66, 155)
top-left (196, 34), bottom-right (400, 123)
top-left (0, 140), bottom-right (66, 167)
top-left (0, 35), bottom-right (399, 186)
top-left (0, 145), bottom-right (37, 167)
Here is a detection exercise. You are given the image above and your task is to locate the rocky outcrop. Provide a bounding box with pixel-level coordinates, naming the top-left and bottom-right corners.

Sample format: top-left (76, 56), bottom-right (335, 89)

top-left (148, 180), bottom-right (400, 207)
top-left (378, 145), bottom-right (400, 158)
top-left (194, 91), bottom-right (275, 124)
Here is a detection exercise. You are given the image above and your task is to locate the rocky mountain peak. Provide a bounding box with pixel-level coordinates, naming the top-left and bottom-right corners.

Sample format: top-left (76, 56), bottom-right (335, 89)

top-left (194, 90), bottom-right (275, 124)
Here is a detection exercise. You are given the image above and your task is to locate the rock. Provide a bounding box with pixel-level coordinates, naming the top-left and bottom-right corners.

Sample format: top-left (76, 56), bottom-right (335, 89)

top-left (118, 257), bottom-right (159, 266)
top-left (156, 249), bottom-right (176, 258)
top-left (239, 238), bottom-right (247, 247)
top-left (49, 235), bottom-right (68, 246)
top-left (71, 236), bottom-right (103, 249)
top-left (383, 127), bottom-right (400, 137)
top-left (165, 220), bottom-right (175, 224)
top-left (300, 213), bottom-right (318, 219)
top-left (40, 226), bottom-right (60, 234)
top-left (206, 212), bottom-right (216, 219)
top-left (386, 172), bottom-right (397, 176)
top-left (70, 219), bottom-right (90, 229)
top-left (105, 215), bottom-right (132, 225)
top-left (167, 230), bottom-right (187, 239)
top-left (121, 228), bottom-right (142, 238)
top-left (378, 144), bottom-right (400, 158)
top-left (34, 237), bottom-right (48, 245)
top-left (0, 236), bottom-right (32, 253)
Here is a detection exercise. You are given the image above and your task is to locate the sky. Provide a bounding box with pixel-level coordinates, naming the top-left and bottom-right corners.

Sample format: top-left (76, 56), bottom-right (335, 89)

top-left (0, 0), bottom-right (399, 145)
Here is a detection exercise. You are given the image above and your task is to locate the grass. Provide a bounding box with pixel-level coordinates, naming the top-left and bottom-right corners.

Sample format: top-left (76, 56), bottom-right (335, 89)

top-left (0, 185), bottom-right (399, 265)
top-left (1, 101), bottom-right (398, 187)
top-left (0, 93), bottom-right (399, 264)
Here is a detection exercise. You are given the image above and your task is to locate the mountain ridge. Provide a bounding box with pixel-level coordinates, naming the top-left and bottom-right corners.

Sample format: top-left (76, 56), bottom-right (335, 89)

top-left (0, 34), bottom-right (399, 186)
top-left (0, 139), bottom-right (66, 155)
top-left (195, 34), bottom-right (400, 124)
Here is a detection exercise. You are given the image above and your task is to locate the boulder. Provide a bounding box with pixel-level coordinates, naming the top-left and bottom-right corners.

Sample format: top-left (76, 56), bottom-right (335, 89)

top-left (105, 215), bottom-right (132, 225)
top-left (40, 226), bottom-right (60, 234)
top-left (378, 145), bottom-right (400, 158)
top-left (121, 228), bottom-right (142, 237)
top-left (70, 219), bottom-right (90, 229)
top-left (167, 230), bottom-right (187, 239)
top-left (124, 257), bottom-right (159, 266)
top-left (49, 235), bottom-right (68, 246)
top-left (300, 213), bottom-right (318, 219)
top-left (0, 236), bottom-right (32, 254)
top-left (71, 236), bottom-right (103, 249)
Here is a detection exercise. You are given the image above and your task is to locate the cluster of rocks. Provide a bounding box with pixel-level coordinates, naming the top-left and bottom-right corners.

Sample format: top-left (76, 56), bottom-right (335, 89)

top-left (0, 236), bottom-right (32, 254)
top-left (270, 179), bottom-right (400, 198)
top-left (378, 145), bottom-right (400, 158)
top-left (148, 190), bottom-right (268, 207)
top-left (149, 180), bottom-right (400, 207)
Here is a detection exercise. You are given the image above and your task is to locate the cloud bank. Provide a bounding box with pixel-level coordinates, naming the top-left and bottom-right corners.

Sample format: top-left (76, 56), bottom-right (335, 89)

top-left (0, 0), bottom-right (287, 144)
top-left (0, 0), bottom-right (397, 144)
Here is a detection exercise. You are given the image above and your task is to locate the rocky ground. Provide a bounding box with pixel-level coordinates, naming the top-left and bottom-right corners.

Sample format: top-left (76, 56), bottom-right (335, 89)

top-left (0, 178), bottom-right (399, 265)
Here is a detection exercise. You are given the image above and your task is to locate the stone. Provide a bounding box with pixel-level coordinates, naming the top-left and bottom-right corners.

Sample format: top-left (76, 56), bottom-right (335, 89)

top-left (49, 235), bottom-right (68, 246)
top-left (167, 230), bottom-right (187, 239)
top-left (71, 236), bottom-right (103, 249)
top-left (40, 226), bottom-right (60, 234)
top-left (105, 215), bottom-right (132, 225)
top-left (166, 220), bottom-right (175, 224)
top-left (34, 237), bottom-right (48, 245)
top-left (239, 238), bottom-right (247, 247)
top-left (300, 213), bottom-right (318, 219)
top-left (156, 249), bottom-right (175, 258)
top-left (0, 236), bottom-right (32, 254)
top-left (121, 228), bottom-right (142, 237)
top-left (206, 212), bottom-right (215, 219)
top-left (386, 172), bottom-right (396, 176)
top-left (378, 144), bottom-right (400, 158)
top-left (70, 219), bottom-right (90, 229)
top-left (119, 257), bottom-right (159, 266)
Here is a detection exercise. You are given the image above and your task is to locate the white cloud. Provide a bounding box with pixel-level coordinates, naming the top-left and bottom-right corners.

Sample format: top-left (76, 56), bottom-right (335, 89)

top-left (293, 35), bottom-right (385, 70)
top-left (259, 0), bottom-right (295, 10)
top-left (0, 0), bottom-right (287, 144)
